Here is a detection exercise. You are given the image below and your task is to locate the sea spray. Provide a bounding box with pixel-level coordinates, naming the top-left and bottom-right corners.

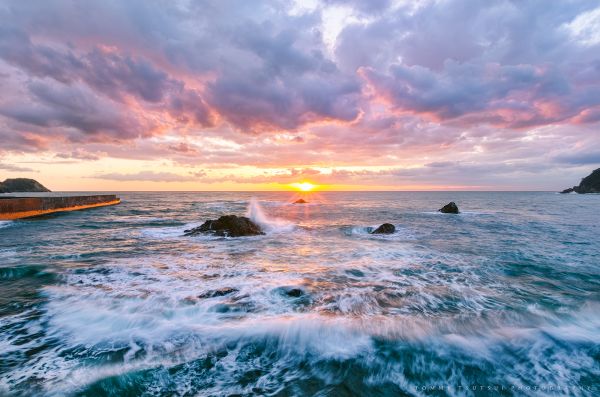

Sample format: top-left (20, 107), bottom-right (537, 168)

top-left (245, 197), bottom-right (294, 233)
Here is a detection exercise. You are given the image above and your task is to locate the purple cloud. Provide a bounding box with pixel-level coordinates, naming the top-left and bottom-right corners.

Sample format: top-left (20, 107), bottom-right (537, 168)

top-left (0, 0), bottom-right (599, 189)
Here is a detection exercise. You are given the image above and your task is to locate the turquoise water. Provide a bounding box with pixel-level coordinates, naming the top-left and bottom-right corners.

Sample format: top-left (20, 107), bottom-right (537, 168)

top-left (0, 192), bottom-right (599, 396)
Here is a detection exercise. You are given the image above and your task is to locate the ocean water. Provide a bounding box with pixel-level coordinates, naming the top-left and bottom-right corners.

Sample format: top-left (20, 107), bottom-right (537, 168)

top-left (0, 191), bottom-right (598, 396)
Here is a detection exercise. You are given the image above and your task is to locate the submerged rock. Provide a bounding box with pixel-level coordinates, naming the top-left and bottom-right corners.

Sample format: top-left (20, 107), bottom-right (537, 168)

top-left (274, 285), bottom-right (306, 298)
top-left (184, 215), bottom-right (264, 237)
top-left (560, 168), bottom-right (600, 194)
top-left (371, 223), bottom-right (395, 234)
top-left (273, 285), bottom-right (312, 306)
top-left (0, 178), bottom-right (50, 193)
top-left (439, 202), bottom-right (460, 214)
top-left (293, 198), bottom-right (308, 204)
top-left (198, 287), bottom-right (239, 299)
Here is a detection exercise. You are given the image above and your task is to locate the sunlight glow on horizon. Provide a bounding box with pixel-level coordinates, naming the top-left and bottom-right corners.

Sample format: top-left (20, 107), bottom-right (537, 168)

top-left (289, 182), bottom-right (317, 191)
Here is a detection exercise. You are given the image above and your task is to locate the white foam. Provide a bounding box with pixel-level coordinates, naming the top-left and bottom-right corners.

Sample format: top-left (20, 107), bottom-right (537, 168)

top-left (0, 221), bottom-right (13, 229)
top-left (345, 224), bottom-right (415, 241)
top-left (5, 256), bottom-right (598, 396)
top-left (0, 248), bottom-right (18, 259)
top-left (349, 226), bottom-right (374, 235)
top-left (139, 224), bottom-right (193, 239)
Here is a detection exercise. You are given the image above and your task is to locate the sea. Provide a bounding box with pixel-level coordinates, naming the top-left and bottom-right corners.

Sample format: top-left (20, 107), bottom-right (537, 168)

top-left (0, 191), bottom-right (599, 396)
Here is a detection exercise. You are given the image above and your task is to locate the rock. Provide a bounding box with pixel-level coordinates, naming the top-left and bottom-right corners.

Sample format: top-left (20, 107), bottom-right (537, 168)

top-left (0, 178), bottom-right (50, 193)
top-left (285, 288), bottom-right (304, 297)
top-left (274, 286), bottom-right (305, 298)
top-left (371, 223), bottom-right (395, 234)
top-left (184, 215), bottom-right (264, 237)
top-left (439, 202), bottom-right (459, 214)
top-left (198, 287), bottom-right (238, 299)
top-left (560, 168), bottom-right (600, 194)
top-left (293, 198), bottom-right (308, 204)
top-left (272, 286), bottom-right (311, 306)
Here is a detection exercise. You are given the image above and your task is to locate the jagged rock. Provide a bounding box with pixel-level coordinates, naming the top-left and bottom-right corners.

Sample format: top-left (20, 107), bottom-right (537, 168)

top-left (0, 178), bottom-right (50, 193)
top-left (439, 202), bottom-right (460, 214)
top-left (293, 198), bottom-right (308, 204)
top-left (560, 168), bottom-right (600, 194)
top-left (184, 215), bottom-right (264, 237)
top-left (371, 223), bottom-right (395, 234)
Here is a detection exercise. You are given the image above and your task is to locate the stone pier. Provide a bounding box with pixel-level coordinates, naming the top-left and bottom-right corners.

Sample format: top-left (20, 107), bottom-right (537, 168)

top-left (0, 195), bottom-right (120, 220)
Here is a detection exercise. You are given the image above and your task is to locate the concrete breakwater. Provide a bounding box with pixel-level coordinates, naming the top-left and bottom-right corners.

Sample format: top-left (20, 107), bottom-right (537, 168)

top-left (0, 195), bottom-right (120, 220)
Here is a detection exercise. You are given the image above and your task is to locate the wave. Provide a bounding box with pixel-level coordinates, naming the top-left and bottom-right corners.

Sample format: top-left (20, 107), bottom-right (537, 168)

top-left (2, 247), bottom-right (598, 395)
top-left (0, 221), bottom-right (14, 229)
top-left (8, 305), bottom-right (599, 396)
top-left (346, 226), bottom-right (375, 235)
top-left (342, 225), bottom-right (415, 241)
top-left (246, 197), bottom-right (294, 233)
top-left (3, 192), bottom-right (599, 395)
top-left (0, 264), bottom-right (48, 280)
top-left (139, 223), bottom-right (195, 239)
top-left (421, 210), bottom-right (488, 216)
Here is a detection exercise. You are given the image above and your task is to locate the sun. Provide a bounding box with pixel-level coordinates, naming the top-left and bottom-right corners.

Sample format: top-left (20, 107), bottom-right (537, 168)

top-left (290, 182), bottom-right (316, 192)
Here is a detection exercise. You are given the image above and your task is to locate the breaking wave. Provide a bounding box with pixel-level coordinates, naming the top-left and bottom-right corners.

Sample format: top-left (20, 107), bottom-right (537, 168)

top-left (246, 197), bottom-right (295, 233)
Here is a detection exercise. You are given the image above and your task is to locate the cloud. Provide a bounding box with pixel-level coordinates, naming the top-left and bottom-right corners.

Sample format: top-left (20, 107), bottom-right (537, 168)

top-left (1, 81), bottom-right (149, 138)
top-left (189, 160), bottom-right (566, 190)
top-left (1, 0), bottom-right (600, 189)
top-left (322, 0), bottom-right (391, 15)
top-left (554, 151), bottom-right (600, 165)
top-left (55, 149), bottom-right (103, 161)
top-left (339, 0), bottom-right (600, 128)
top-left (92, 171), bottom-right (199, 183)
top-left (0, 163), bottom-right (35, 172)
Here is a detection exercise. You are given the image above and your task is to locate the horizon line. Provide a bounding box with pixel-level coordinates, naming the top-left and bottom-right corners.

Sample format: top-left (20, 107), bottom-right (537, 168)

top-left (2, 190), bottom-right (561, 193)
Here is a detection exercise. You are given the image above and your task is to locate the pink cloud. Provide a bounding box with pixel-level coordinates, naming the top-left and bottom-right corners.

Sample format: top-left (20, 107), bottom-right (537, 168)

top-left (0, 0), bottom-right (599, 189)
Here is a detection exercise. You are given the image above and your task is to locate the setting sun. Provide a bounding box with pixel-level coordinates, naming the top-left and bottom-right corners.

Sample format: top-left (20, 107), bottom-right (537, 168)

top-left (290, 182), bottom-right (316, 191)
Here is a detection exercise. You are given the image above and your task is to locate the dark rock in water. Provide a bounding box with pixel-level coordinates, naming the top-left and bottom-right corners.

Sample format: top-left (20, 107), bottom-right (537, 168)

top-left (274, 286), bottom-right (305, 298)
top-left (0, 178), bottom-right (50, 193)
top-left (274, 286), bottom-right (312, 306)
top-left (198, 287), bottom-right (238, 299)
top-left (285, 288), bottom-right (304, 297)
top-left (371, 223), bottom-right (395, 234)
top-left (293, 198), bottom-right (308, 204)
top-left (560, 168), bottom-right (600, 194)
top-left (439, 202), bottom-right (459, 214)
top-left (184, 215), bottom-right (264, 237)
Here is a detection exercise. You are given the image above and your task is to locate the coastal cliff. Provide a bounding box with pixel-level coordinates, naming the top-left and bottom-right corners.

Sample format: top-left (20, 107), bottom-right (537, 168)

top-left (0, 178), bottom-right (51, 193)
top-left (561, 168), bottom-right (600, 194)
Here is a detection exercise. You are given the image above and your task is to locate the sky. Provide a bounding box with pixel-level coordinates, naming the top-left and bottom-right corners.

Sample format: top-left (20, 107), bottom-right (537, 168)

top-left (1, 0), bottom-right (600, 191)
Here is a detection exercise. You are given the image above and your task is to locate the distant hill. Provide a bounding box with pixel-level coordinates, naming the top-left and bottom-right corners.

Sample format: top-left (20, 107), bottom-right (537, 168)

top-left (561, 168), bottom-right (600, 194)
top-left (0, 178), bottom-right (51, 193)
